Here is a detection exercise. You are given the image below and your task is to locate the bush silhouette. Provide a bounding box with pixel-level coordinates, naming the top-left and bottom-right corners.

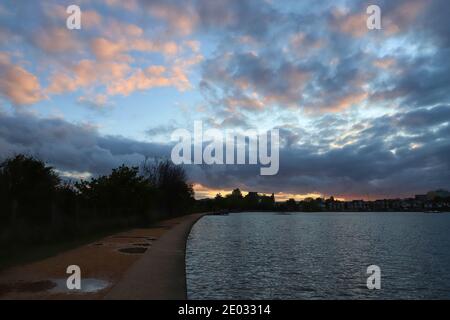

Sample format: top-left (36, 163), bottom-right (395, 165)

top-left (0, 155), bottom-right (196, 254)
top-left (75, 165), bottom-right (154, 220)
top-left (143, 160), bottom-right (194, 217)
top-left (0, 155), bottom-right (60, 224)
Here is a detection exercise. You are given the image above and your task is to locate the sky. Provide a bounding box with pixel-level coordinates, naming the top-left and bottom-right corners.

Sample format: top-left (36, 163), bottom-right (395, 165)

top-left (0, 0), bottom-right (449, 200)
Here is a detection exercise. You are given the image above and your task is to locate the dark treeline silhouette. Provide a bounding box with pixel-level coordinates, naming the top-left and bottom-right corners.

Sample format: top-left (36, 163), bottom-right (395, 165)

top-left (0, 154), bottom-right (194, 261)
top-left (195, 188), bottom-right (312, 212)
top-left (196, 189), bottom-right (450, 213)
top-left (196, 188), bottom-right (277, 212)
top-left (194, 188), bottom-right (328, 212)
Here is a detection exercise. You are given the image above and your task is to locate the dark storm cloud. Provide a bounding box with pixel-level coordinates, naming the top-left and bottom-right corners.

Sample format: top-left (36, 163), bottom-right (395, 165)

top-left (424, 0), bottom-right (450, 47)
top-left (191, 105), bottom-right (450, 198)
top-left (145, 123), bottom-right (180, 138)
top-left (1, 105), bottom-right (449, 198)
top-left (0, 111), bottom-right (171, 176)
top-left (397, 105), bottom-right (450, 129)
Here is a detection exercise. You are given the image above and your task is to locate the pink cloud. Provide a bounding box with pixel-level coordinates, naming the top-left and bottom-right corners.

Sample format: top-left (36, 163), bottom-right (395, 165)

top-left (148, 3), bottom-right (199, 36)
top-left (47, 59), bottom-right (131, 94)
top-left (83, 10), bottom-right (103, 29)
top-left (103, 0), bottom-right (139, 11)
top-left (34, 27), bottom-right (80, 54)
top-left (308, 92), bottom-right (368, 114)
top-left (102, 20), bottom-right (143, 39)
top-left (0, 54), bottom-right (44, 105)
top-left (90, 36), bottom-right (179, 62)
top-left (107, 64), bottom-right (191, 96)
top-left (373, 57), bottom-right (396, 69)
top-left (91, 37), bottom-right (129, 61)
top-left (330, 9), bottom-right (368, 38)
top-left (383, 0), bottom-right (429, 35)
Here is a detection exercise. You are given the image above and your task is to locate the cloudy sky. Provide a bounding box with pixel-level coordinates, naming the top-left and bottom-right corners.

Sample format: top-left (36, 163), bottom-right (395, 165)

top-left (1, 0), bottom-right (449, 200)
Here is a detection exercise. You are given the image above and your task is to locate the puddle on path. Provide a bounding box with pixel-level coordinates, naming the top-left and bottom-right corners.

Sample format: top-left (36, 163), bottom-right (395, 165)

top-left (0, 278), bottom-right (110, 295)
top-left (50, 278), bottom-right (110, 294)
top-left (118, 247), bottom-right (148, 254)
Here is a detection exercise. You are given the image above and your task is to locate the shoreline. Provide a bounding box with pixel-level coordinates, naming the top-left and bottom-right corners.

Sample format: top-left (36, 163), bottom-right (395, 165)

top-left (104, 213), bottom-right (205, 300)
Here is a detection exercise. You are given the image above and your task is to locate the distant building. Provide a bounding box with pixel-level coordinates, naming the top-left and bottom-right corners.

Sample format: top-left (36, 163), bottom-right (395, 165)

top-left (245, 192), bottom-right (266, 205)
top-left (427, 189), bottom-right (450, 200)
top-left (415, 194), bottom-right (427, 201)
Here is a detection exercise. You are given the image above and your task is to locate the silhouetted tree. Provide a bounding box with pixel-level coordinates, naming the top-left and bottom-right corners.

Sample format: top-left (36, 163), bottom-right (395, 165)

top-left (285, 198), bottom-right (298, 211)
top-left (259, 193), bottom-right (275, 210)
top-left (231, 188), bottom-right (243, 199)
top-left (214, 193), bottom-right (225, 210)
top-left (143, 160), bottom-right (194, 217)
top-left (244, 192), bottom-right (260, 209)
top-left (75, 165), bottom-right (153, 220)
top-left (0, 155), bottom-right (60, 224)
top-left (225, 188), bottom-right (244, 210)
top-left (301, 197), bottom-right (321, 212)
top-left (0, 154), bottom-right (199, 261)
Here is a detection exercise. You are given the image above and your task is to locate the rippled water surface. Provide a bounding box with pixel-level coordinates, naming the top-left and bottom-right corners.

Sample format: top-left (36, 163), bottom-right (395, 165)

top-left (186, 212), bottom-right (450, 299)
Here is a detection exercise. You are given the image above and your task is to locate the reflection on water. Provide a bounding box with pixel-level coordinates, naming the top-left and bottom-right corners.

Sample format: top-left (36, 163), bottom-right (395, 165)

top-left (186, 212), bottom-right (450, 299)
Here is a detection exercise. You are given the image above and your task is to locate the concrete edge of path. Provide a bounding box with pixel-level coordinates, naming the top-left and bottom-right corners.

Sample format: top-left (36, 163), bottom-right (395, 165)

top-left (104, 213), bottom-right (206, 300)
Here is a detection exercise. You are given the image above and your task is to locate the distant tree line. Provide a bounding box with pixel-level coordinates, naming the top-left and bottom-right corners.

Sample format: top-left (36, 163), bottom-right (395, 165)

top-left (198, 189), bottom-right (450, 213)
top-left (196, 188), bottom-right (277, 212)
top-left (0, 154), bottom-right (195, 253)
top-left (195, 187), bottom-right (327, 212)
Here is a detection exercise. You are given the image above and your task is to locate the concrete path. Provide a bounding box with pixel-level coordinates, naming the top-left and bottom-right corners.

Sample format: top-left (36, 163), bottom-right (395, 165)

top-left (104, 213), bottom-right (205, 300)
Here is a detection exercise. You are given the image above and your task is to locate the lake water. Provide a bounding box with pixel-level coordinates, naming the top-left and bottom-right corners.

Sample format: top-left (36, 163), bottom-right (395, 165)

top-left (186, 212), bottom-right (450, 299)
